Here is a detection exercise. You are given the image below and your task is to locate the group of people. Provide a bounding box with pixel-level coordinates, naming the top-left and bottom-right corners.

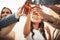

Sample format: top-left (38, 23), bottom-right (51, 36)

top-left (0, 5), bottom-right (51, 40)
top-left (0, 0), bottom-right (60, 40)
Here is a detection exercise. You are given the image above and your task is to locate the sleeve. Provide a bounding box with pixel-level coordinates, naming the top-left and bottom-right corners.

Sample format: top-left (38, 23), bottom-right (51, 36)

top-left (0, 13), bottom-right (19, 28)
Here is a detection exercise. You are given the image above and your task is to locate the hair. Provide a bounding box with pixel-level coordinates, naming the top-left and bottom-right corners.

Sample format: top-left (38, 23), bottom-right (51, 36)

top-left (31, 21), bottom-right (47, 40)
top-left (1, 7), bottom-right (12, 14)
top-left (1, 7), bottom-right (12, 18)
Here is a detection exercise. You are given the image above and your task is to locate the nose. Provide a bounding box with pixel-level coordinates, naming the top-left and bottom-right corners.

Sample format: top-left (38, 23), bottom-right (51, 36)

top-left (3, 13), bottom-right (7, 16)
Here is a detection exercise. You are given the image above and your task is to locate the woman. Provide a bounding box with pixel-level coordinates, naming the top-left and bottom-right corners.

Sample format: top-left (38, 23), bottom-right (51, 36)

top-left (1, 7), bottom-right (12, 18)
top-left (23, 6), bottom-right (51, 40)
top-left (0, 7), bottom-right (16, 40)
top-left (0, 7), bottom-right (23, 40)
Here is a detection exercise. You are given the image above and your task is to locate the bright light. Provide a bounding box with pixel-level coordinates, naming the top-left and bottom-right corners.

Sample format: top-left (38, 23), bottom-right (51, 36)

top-left (0, 0), bottom-right (26, 13)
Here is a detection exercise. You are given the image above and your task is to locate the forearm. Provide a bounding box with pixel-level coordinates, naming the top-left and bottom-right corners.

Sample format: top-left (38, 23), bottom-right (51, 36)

top-left (0, 13), bottom-right (19, 28)
top-left (0, 23), bottom-right (16, 37)
top-left (43, 13), bottom-right (60, 29)
top-left (23, 14), bottom-right (30, 37)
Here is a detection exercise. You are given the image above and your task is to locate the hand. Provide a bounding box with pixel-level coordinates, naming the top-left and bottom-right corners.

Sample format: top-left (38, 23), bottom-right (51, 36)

top-left (17, 7), bottom-right (23, 18)
top-left (45, 26), bottom-right (50, 34)
top-left (16, 0), bottom-right (27, 18)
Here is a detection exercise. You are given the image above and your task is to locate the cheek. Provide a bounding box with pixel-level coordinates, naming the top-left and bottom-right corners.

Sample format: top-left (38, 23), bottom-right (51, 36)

top-left (39, 16), bottom-right (43, 20)
top-left (7, 13), bottom-right (11, 15)
top-left (32, 16), bottom-right (36, 19)
top-left (1, 14), bottom-right (5, 18)
top-left (6, 13), bottom-right (11, 16)
top-left (1, 14), bottom-right (11, 18)
top-left (1, 14), bottom-right (5, 16)
top-left (37, 17), bottom-right (43, 22)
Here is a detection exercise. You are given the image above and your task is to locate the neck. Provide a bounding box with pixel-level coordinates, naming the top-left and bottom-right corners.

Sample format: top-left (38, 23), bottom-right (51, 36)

top-left (33, 23), bottom-right (39, 30)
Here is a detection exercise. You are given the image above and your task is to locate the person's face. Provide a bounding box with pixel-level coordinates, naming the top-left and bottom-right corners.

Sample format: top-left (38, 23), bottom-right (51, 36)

top-left (30, 7), bottom-right (43, 23)
top-left (1, 8), bottom-right (11, 18)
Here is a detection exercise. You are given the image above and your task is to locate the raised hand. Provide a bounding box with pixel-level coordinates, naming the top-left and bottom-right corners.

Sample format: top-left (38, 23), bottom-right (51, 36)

top-left (17, 7), bottom-right (24, 18)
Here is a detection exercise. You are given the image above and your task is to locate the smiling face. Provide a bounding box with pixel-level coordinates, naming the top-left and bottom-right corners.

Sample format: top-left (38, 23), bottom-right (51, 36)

top-left (1, 7), bottom-right (12, 18)
top-left (30, 7), bottom-right (43, 23)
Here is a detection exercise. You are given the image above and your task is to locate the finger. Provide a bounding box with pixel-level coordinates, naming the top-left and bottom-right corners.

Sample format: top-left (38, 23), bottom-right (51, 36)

top-left (18, 7), bottom-right (23, 14)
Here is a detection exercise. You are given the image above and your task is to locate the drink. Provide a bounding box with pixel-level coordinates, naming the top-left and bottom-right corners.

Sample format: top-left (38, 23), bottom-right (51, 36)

top-left (23, 4), bottom-right (31, 15)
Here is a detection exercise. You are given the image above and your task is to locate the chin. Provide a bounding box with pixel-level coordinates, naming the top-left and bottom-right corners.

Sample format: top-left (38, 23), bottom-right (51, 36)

top-left (32, 21), bottom-right (41, 23)
top-left (32, 20), bottom-right (41, 23)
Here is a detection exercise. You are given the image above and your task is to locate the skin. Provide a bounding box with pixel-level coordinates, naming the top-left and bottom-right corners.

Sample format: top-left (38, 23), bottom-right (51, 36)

top-left (0, 8), bottom-right (16, 40)
top-left (0, 7), bottom-right (23, 40)
top-left (30, 7), bottom-right (43, 29)
top-left (23, 6), bottom-right (51, 40)
top-left (0, 7), bottom-right (23, 34)
top-left (1, 8), bottom-right (12, 18)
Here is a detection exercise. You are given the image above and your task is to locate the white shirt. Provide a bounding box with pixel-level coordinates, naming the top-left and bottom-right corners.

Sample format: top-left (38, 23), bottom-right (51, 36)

top-left (25, 29), bottom-right (45, 40)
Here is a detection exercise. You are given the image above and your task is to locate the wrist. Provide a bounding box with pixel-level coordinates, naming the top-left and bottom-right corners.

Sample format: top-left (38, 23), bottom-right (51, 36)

top-left (15, 13), bottom-right (19, 19)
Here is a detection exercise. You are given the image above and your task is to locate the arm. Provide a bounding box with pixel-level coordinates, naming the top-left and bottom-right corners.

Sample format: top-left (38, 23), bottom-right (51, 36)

top-left (40, 5), bottom-right (60, 29)
top-left (0, 6), bottom-right (24, 29)
top-left (45, 26), bottom-right (51, 40)
top-left (23, 14), bottom-right (31, 37)
top-left (0, 13), bottom-right (19, 28)
top-left (43, 13), bottom-right (60, 29)
top-left (0, 23), bottom-right (16, 37)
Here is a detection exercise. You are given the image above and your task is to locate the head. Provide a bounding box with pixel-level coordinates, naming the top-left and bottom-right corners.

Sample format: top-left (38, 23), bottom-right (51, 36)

top-left (30, 6), bottom-right (43, 24)
top-left (30, 6), bottom-right (46, 40)
top-left (1, 7), bottom-right (12, 18)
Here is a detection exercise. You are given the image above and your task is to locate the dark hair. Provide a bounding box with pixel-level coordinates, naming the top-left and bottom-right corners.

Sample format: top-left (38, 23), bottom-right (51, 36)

top-left (1, 7), bottom-right (12, 18)
top-left (1, 7), bottom-right (12, 14)
top-left (31, 21), bottom-right (47, 40)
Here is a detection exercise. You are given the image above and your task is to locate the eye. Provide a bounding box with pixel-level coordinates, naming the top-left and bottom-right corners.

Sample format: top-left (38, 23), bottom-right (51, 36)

top-left (6, 12), bottom-right (10, 14)
top-left (1, 12), bottom-right (5, 14)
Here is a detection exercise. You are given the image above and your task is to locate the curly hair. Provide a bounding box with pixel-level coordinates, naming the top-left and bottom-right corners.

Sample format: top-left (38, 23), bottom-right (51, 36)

top-left (31, 21), bottom-right (47, 40)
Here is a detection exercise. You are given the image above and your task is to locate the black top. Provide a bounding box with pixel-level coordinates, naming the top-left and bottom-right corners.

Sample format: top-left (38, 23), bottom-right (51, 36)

top-left (33, 0), bottom-right (60, 5)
